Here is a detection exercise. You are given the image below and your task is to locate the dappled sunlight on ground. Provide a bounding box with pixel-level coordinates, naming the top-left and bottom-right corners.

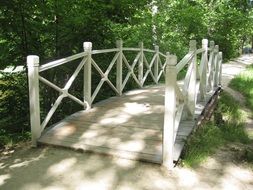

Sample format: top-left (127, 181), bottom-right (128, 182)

top-left (0, 144), bottom-right (252, 190)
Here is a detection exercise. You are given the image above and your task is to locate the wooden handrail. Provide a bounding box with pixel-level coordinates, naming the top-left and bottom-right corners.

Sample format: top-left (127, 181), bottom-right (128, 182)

top-left (27, 38), bottom-right (223, 171)
top-left (162, 39), bottom-right (222, 169)
top-left (91, 48), bottom-right (119, 54)
top-left (39, 52), bottom-right (87, 72)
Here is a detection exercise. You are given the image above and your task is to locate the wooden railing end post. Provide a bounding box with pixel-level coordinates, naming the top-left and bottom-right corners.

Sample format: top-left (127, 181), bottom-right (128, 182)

top-left (27, 55), bottom-right (41, 147)
top-left (218, 51), bottom-right (223, 87)
top-left (202, 39), bottom-right (208, 49)
top-left (116, 39), bottom-right (123, 95)
top-left (199, 39), bottom-right (208, 100)
top-left (214, 45), bottom-right (219, 87)
top-left (138, 42), bottom-right (144, 86)
top-left (83, 41), bottom-right (92, 109)
top-left (163, 53), bottom-right (177, 170)
top-left (210, 40), bottom-right (215, 49)
top-left (154, 45), bottom-right (159, 84)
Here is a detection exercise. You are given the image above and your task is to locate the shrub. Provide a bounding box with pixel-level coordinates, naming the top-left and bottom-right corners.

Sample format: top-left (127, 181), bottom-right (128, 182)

top-left (0, 72), bottom-right (30, 147)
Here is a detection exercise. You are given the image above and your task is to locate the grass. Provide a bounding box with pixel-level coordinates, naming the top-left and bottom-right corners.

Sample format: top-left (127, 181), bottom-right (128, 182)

top-left (182, 92), bottom-right (250, 167)
top-left (229, 65), bottom-right (253, 112)
top-left (183, 64), bottom-right (253, 167)
top-left (0, 129), bottom-right (31, 150)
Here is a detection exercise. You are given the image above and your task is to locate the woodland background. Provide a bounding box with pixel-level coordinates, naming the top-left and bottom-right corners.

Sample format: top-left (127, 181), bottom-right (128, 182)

top-left (0, 0), bottom-right (253, 146)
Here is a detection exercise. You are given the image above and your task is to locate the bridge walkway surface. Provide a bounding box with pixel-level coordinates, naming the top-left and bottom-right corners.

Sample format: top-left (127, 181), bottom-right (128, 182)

top-left (38, 85), bottom-right (218, 163)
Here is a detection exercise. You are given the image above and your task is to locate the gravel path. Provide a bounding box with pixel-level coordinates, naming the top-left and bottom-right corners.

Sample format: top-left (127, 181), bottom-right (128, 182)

top-left (0, 55), bottom-right (253, 190)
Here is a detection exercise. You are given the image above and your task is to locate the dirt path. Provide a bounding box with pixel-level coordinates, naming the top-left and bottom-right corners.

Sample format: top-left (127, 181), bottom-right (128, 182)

top-left (0, 55), bottom-right (253, 190)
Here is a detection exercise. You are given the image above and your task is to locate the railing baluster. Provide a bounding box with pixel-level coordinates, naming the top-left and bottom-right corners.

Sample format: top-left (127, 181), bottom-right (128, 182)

top-left (185, 40), bottom-right (197, 118)
top-left (208, 41), bottom-right (215, 92)
top-left (83, 42), bottom-right (92, 109)
top-left (154, 45), bottom-right (159, 84)
top-left (199, 39), bottom-right (208, 100)
top-left (116, 40), bottom-right (123, 95)
top-left (214, 45), bottom-right (219, 88)
top-left (27, 55), bottom-right (41, 147)
top-left (138, 42), bottom-right (144, 86)
top-left (163, 53), bottom-right (177, 170)
top-left (218, 52), bottom-right (223, 86)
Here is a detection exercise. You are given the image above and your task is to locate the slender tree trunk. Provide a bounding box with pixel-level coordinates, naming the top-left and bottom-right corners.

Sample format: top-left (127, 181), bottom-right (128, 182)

top-left (55, 0), bottom-right (59, 58)
top-left (241, 37), bottom-right (245, 54)
top-left (151, 0), bottom-right (158, 46)
top-left (252, 35), bottom-right (253, 50)
top-left (19, 1), bottom-right (28, 60)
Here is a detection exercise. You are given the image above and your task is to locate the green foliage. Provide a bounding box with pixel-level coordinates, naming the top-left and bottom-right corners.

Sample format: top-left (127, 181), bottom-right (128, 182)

top-left (156, 0), bottom-right (253, 60)
top-left (182, 92), bottom-right (250, 167)
top-left (0, 0), bottom-right (253, 147)
top-left (229, 65), bottom-right (253, 112)
top-left (0, 72), bottom-right (30, 148)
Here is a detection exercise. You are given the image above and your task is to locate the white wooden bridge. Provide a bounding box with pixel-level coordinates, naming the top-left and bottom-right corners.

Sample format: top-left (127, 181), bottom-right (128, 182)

top-left (27, 39), bottom-right (222, 169)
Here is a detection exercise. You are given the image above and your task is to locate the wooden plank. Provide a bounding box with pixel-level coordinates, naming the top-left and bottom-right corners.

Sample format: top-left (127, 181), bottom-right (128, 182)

top-left (39, 138), bottom-right (162, 164)
top-left (38, 85), bottom-right (220, 164)
top-left (41, 124), bottom-right (163, 142)
top-left (39, 134), bottom-right (162, 156)
top-left (173, 140), bottom-right (185, 161)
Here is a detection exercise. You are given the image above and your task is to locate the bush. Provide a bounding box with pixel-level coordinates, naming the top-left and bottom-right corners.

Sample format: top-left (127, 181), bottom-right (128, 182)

top-left (0, 72), bottom-right (30, 147)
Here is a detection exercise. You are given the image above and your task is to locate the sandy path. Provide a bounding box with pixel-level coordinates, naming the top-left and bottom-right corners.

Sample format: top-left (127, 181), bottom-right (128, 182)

top-left (0, 55), bottom-right (253, 190)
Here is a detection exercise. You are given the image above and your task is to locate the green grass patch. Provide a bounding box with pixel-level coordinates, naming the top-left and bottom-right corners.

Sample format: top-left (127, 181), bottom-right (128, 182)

top-left (229, 65), bottom-right (253, 112)
top-left (0, 129), bottom-right (31, 149)
top-left (182, 92), bottom-right (250, 167)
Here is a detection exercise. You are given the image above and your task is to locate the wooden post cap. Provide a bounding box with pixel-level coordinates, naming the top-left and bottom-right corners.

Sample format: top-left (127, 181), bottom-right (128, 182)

top-left (210, 41), bottom-right (215, 48)
top-left (166, 53), bottom-right (177, 66)
top-left (202, 39), bottom-right (208, 48)
top-left (83, 42), bottom-right (92, 51)
top-left (116, 39), bottom-right (123, 47)
top-left (27, 55), bottom-right (39, 66)
top-left (189, 40), bottom-right (197, 51)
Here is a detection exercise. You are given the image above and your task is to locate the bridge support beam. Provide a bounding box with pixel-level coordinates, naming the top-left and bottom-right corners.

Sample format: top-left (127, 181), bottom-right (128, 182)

top-left (163, 53), bottom-right (177, 170)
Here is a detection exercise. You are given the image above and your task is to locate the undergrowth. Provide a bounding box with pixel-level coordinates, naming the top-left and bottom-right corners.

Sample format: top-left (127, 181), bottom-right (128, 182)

top-left (182, 92), bottom-right (250, 167)
top-left (229, 65), bottom-right (253, 112)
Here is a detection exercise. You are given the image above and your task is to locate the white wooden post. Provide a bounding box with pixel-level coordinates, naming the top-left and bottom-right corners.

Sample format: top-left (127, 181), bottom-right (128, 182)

top-left (187, 40), bottom-right (197, 117)
top-left (138, 42), bottom-right (144, 86)
top-left (208, 41), bottom-right (215, 92)
top-left (27, 55), bottom-right (41, 147)
top-left (83, 42), bottom-right (92, 109)
top-left (154, 45), bottom-right (159, 84)
top-left (199, 39), bottom-right (208, 100)
top-left (116, 40), bottom-right (123, 95)
top-left (163, 53), bottom-right (177, 170)
top-left (218, 52), bottom-right (223, 86)
top-left (214, 45), bottom-right (219, 88)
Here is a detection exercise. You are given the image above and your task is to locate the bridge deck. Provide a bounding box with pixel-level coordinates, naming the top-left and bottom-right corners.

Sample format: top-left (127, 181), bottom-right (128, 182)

top-left (38, 85), bottom-right (216, 163)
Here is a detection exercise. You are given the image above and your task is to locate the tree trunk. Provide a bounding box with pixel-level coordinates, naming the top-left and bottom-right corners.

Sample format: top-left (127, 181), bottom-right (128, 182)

top-left (251, 35), bottom-right (253, 50)
top-left (19, 1), bottom-right (28, 61)
top-left (55, 0), bottom-right (59, 58)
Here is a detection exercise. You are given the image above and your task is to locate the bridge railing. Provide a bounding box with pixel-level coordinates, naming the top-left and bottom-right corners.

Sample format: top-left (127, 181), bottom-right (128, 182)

top-left (163, 39), bottom-right (222, 169)
top-left (27, 40), bottom-right (167, 146)
top-left (27, 38), bottom-right (222, 170)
